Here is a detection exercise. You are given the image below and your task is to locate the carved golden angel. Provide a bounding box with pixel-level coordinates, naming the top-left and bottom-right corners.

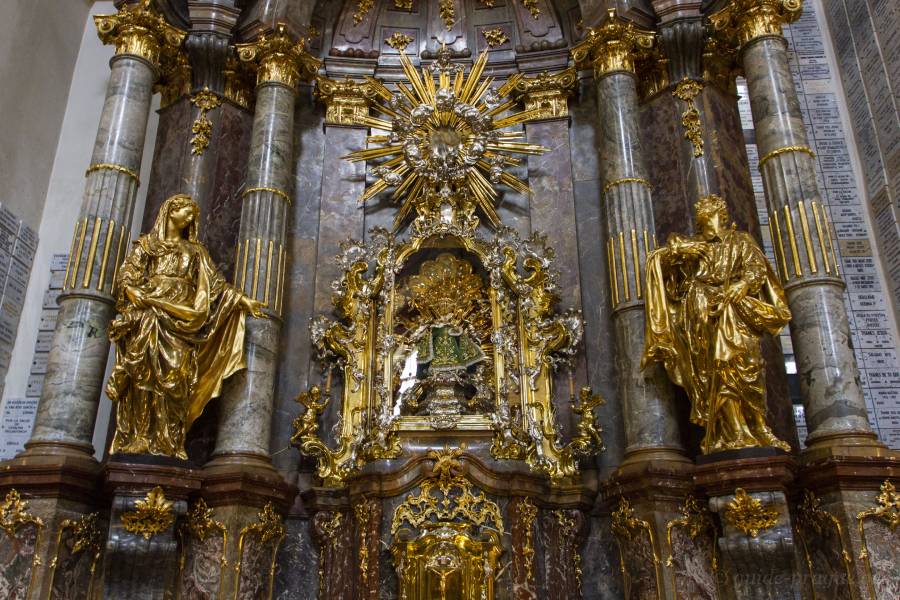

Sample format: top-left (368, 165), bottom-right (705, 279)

top-left (641, 195), bottom-right (791, 454)
top-left (106, 194), bottom-right (265, 459)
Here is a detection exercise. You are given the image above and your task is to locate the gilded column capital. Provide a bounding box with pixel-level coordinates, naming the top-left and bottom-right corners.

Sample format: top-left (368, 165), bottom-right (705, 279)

top-left (571, 9), bottom-right (655, 77)
top-left (236, 23), bottom-right (321, 89)
top-left (94, 0), bottom-right (186, 67)
top-left (314, 77), bottom-right (378, 126)
top-left (510, 67), bottom-right (578, 120)
top-left (708, 0), bottom-right (803, 47)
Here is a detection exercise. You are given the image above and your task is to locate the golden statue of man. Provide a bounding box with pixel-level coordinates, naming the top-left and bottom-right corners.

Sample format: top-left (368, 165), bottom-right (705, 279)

top-left (106, 194), bottom-right (265, 459)
top-left (641, 195), bottom-right (791, 454)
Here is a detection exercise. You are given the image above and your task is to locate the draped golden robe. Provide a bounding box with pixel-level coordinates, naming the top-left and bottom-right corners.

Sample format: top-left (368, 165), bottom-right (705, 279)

top-left (641, 229), bottom-right (791, 454)
top-left (106, 197), bottom-right (247, 459)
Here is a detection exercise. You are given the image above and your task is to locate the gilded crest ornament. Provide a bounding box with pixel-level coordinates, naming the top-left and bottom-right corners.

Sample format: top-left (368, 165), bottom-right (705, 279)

top-left (122, 487), bottom-right (175, 540)
top-left (723, 488), bottom-right (779, 538)
top-left (481, 28), bottom-right (509, 48)
top-left (386, 32), bottom-right (414, 51)
top-left (1, 489), bottom-right (44, 535)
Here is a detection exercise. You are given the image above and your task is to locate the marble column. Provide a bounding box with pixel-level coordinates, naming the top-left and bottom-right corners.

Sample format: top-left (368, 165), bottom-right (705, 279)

top-left (211, 25), bottom-right (319, 465)
top-left (711, 0), bottom-right (885, 457)
top-left (573, 11), bottom-right (685, 465)
top-left (21, 2), bottom-right (184, 461)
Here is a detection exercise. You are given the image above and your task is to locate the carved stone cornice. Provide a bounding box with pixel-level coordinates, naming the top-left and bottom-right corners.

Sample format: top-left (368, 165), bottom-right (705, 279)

top-left (314, 76), bottom-right (378, 126)
top-left (94, 0), bottom-right (187, 68)
top-left (236, 22), bottom-right (321, 89)
top-left (511, 67), bottom-right (578, 120)
top-left (708, 0), bottom-right (803, 47)
top-left (571, 9), bottom-right (656, 77)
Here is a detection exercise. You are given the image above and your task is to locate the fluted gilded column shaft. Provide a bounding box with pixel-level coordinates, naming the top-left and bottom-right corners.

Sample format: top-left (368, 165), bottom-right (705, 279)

top-left (574, 14), bottom-right (684, 460)
top-left (213, 26), bottom-right (319, 459)
top-left (27, 2), bottom-right (184, 455)
top-left (713, 0), bottom-right (880, 450)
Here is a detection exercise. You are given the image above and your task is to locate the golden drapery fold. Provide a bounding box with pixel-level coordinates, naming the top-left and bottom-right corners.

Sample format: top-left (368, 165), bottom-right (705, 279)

top-left (641, 228), bottom-right (791, 454)
top-left (106, 196), bottom-right (247, 459)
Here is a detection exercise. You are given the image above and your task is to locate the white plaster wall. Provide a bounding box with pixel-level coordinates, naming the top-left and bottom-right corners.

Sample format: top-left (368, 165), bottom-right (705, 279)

top-left (1, 1), bottom-right (158, 457)
top-left (0, 0), bottom-right (92, 230)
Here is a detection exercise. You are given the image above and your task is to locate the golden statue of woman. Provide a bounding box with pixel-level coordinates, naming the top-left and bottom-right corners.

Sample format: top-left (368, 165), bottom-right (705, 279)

top-left (106, 194), bottom-right (265, 459)
top-left (641, 195), bottom-right (792, 454)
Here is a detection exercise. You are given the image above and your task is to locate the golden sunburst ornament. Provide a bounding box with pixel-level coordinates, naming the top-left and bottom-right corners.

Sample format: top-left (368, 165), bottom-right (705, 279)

top-left (344, 46), bottom-right (548, 230)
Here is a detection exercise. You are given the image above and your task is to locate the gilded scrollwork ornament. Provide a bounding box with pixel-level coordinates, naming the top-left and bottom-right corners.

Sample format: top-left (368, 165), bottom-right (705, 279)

top-left (295, 48), bottom-right (595, 487)
top-left (642, 194), bottom-right (792, 454)
top-left (122, 487), bottom-right (175, 540)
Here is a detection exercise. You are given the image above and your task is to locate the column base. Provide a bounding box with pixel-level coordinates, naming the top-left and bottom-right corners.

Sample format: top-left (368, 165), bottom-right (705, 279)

top-left (600, 452), bottom-right (695, 600)
top-left (102, 458), bottom-right (202, 600)
top-left (0, 443), bottom-right (103, 600)
top-left (797, 452), bottom-right (899, 600)
top-left (694, 452), bottom-right (799, 600)
top-left (801, 431), bottom-right (894, 462)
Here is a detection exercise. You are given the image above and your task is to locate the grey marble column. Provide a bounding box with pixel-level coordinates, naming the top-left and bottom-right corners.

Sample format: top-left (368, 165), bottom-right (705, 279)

top-left (594, 71), bottom-right (685, 461)
top-left (213, 79), bottom-right (296, 459)
top-left (26, 17), bottom-right (177, 457)
top-left (211, 27), bottom-right (320, 462)
top-left (739, 29), bottom-right (881, 452)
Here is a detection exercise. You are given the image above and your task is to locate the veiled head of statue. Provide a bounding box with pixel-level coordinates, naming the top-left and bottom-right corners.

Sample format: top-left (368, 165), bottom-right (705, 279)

top-left (155, 194), bottom-right (200, 242)
top-left (694, 194), bottom-right (729, 239)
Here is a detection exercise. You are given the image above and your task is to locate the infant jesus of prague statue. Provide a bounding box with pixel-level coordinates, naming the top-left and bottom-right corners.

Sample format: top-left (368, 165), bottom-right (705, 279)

top-left (105, 194), bottom-right (265, 459)
top-left (641, 194), bottom-right (792, 454)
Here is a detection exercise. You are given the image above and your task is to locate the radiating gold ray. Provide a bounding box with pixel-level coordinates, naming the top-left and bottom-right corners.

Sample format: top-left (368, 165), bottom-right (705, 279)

top-left (395, 81), bottom-right (419, 107)
top-left (364, 76), bottom-right (394, 103)
top-left (354, 116), bottom-right (395, 132)
top-left (401, 53), bottom-right (430, 103)
top-left (453, 70), bottom-right (464, 96)
top-left (470, 77), bottom-right (494, 106)
top-left (391, 172), bottom-right (418, 199)
top-left (486, 100), bottom-right (516, 117)
top-left (493, 109), bottom-right (544, 129)
top-left (496, 73), bottom-right (523, 97)
top-left (486, 142), bottom-right (547, 155)
top-left (461, 51), bottom-right (489, 103)
top-left (367, 135), bottom-right (391, 144)
top-left (361, 179), bottom-right (389, 202)
top-left (344, 144), bottom-right (405, 162)
top-left (500, 172), bottom-right (531, 195)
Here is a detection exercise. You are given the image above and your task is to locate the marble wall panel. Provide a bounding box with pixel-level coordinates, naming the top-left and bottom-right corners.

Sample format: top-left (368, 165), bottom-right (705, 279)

top-left (0, 522), bottom-right (39, 598)
top-left (178, 531), bottom-right (226, 600)
top-left (272, 517), bottom-right (318, 600)
top-left (142, 99), bottom-right (193, 234)
top-left (579, 516), bottom-right (624, 600)
top-left (570, 78), bottom-right (623, 474)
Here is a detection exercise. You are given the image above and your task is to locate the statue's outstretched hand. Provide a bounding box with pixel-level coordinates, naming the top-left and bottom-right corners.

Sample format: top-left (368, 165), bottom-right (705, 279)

top-left (241, 295), bottom-right (269, 318)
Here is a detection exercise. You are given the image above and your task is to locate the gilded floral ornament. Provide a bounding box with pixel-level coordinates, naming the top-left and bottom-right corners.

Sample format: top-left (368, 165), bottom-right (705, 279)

top-left (857, 480), bottom-right (899, 531)
top-left (438, 0), bottom-right (456, 30)
top-left (343, 47), bottom-right (548, 231)
top-left (673, 79), bottom-right (704, 157)
top-left (481, 28), bottom-right (508, 48)
top-left (571, 9), bottom-right (655, 76)
top-left (94, 0), bottom-right (186, 67)
top-left (190, 87), bottom-right (222, 155)
top-left (236, 22), bottom-right (321, 89)
top-left (709, 0), bottom-right (803, 47)
top-left (386, 32), bottom-right (415, 52)
top-left (122, 487), bottom-right (175, 540)
top-left (1, 489), bottom-right (44, 535)
top-left (723, 488), bottom-right (779, 537)
top-left (354, 0), bottom-right (375, 24)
